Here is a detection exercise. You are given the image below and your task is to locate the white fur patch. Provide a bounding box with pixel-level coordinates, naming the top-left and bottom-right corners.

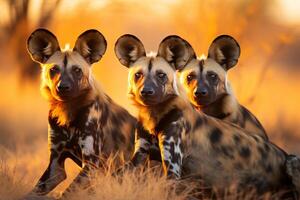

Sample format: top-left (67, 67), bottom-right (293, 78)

top-left (161, 135), bottom-right (182, 178)
top-left (43, 42), bottom-right (53, 56)
top-left (86, 103), bottom-right (100, 126)
top-left (129, 47), bottom-right (138, 61)
top-left (80, 136), bottom-right (95, 156)
top-left (62, 43), bottom-right (71, 52)
top-left (134, 138), bottom-right (150, 154)
top-left (81, 42), bottom-right (91, 57)
top-left (216, 48), bottom-right (226, 61)
top-left (166, 47), bottom-right (174, 61)
top-left (197, 54), bottom-right (207, 60)
top-left (173, 72), bottom-right (180, 95)
top-left (224, 72), bottom-right (229, 93)
top-left (146, 51), bottom-right (157, 57)
top-left (88, 67), bottom-right (94, 86)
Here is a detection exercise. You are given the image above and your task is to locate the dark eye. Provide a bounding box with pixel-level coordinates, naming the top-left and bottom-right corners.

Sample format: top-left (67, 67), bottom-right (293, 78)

top-left (135, 72), bottom-right (143, 80)
top-left (50, 65), bottom-right (60, 76)
top-left (157, 72), bottom-right (166, 79)
top-left (73, 66), bottom-right (82, 75)
top-left (208, 74), bottom-right (217, 79)
top-left (187, 74), bottom-right (196, 82)
top-left (207, 72), bottom-right (219, 83)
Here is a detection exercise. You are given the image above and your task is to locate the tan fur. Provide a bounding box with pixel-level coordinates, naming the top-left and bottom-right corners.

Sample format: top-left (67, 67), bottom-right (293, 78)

top-left (128, 56), bottom-right (190, 134)
top-left (40, 50), bottom-right (108, 126)
top-left (129, 54), bottom-right (289, 192)
top-left (179, 57), bottom-right (268, 140)
top-left (117, 35), bottom-right (292, 193)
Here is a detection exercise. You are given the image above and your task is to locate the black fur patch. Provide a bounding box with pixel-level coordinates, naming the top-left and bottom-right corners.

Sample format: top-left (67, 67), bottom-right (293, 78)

top-left (233, 134), bottom-right (241, 144)
top-left (217, 113), bottom-right (230, 119)
top-left (155, 108), bottom-right (183, 133)
top-left (63, 54), bottom-right (68, 68)
top-left (239, 146), bottom-right (251, 158)
top-left (185, 121), bottom-right (191, 134)
top-left (199, 59), bottom-right (204, 72)
top-left (234, 163), bottom-right (243, 170)
top-left (149, 147), bottom-right (161, 161)
top-left (209, 128), bottom-right (223, 144)
top-left (148, 58), bottom-right (153, 71)
top-left (239, 175), bottom-right (269, 194)
top-left (265, 164), bottom-right (273, 173)
top-left (169, 139), bottom-right (182, 165)
top-left (220, 145), bottom-right (234, 159)
top-left (257, 146), bottom-right (268, 159)
top-left (193, 117), bottom-right (204, 131)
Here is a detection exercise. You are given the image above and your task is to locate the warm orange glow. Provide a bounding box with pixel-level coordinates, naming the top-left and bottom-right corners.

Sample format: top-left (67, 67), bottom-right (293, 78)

top-left (0, 0), bottom-right (300, 198)
top-left (62, 43), bottom-right (71, 52)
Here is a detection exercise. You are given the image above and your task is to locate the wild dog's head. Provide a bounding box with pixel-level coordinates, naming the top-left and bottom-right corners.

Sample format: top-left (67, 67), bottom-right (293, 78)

top-left (178, 35), bottom-right (240, 108)
top-left (27, 29), bottom-right (107, 101)
top-left (114, 34), bottom-right (194, 106)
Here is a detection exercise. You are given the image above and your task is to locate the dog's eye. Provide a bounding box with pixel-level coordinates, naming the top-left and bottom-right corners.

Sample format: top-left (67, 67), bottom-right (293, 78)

top-left (50, 65), bottom-right (60, 75)
top-left (187, 74), bottom-right (196, 82)
top-left (73, 66), bottom-right (82, 75)
top-left (207, 72), bottom-right (219, 83)
top-left (208, 73), bottom-right (218, 80)
top-left (157, 72), bottom-right (166, 79)
top-left (135, 72), bottom-right (143, 80)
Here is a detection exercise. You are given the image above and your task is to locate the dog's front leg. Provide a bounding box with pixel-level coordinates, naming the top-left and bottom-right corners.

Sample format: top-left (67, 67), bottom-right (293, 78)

top-left (31, 126), bottom-right (68, 196)
top-left (157, 120), bottom-right (184, 179)
top-left (62, 128), bottom-right (101, 197)
top-left (63, 152), bottom-right (99, 196)
top-left (31, 150), bottom-right (67, 196)
top-left (130, 123), bottom-right (152, 166)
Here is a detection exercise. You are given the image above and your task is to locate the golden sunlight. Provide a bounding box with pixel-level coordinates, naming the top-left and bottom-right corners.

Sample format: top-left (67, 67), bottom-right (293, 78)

top-left (0, 0), bottom-right (300, 199)
top-left (62, 43), bottom-right (71, 52)
top-left (269, 0), bottom-right (300, 25)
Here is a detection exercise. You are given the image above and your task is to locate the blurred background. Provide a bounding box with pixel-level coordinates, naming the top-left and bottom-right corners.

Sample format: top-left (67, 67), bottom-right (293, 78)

top-left (0, 0), bottom-right (300, 196)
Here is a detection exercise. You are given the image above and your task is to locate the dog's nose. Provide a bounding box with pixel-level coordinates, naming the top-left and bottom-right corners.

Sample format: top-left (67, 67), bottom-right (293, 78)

top-left (140, 87), bottom-right (154, 97)
top-left (57, 82), bottom-right (71, 92)
top-left (194, 88), bottom-right (208, 97)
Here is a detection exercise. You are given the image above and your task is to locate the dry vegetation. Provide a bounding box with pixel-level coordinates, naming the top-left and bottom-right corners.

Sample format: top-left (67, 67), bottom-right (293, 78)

top-left (0, 0), bottom-right (300, 199)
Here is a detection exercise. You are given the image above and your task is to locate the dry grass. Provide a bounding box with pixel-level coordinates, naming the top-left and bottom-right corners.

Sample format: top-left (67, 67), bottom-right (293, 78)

top-left (0, 72), bottom-right (298, 200)
top-left (0, 158), bottom-right (296, 200)
top-left (0, 161), bottom-right (190, 200)
top-left (0, 0), bottom-right (300, 199)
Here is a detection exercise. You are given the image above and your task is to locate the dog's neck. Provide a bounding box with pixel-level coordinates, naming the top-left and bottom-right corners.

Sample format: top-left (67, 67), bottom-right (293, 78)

top-left (44, 79), bottom-right (107, 127)
top-left (137, 96), bottom-right (194, 135)
top-left (198, 94), bottom-right (238, 119)
top-left (48, 88), bottom-right (96, 126)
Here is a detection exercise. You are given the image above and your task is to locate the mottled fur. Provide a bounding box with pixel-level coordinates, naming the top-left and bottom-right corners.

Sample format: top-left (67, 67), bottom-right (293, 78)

top-left (27, 29), bottom-right (136, 196)
top-left (178, 35), bottom-right (267, 140)
top-left (115, 34), bottom-right (295, 194)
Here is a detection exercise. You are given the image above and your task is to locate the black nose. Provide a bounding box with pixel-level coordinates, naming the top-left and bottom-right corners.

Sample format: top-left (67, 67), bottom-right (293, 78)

top-left (57, 82), bottom-right (71, 92)
top-left (194, 88), bottom-right (208, 97)
top-left (140, 87), bottom-right (154, 97)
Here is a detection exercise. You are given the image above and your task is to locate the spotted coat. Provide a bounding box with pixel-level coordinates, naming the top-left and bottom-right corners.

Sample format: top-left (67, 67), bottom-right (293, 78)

top-left (115, 34), bottom-right (296, 195)
top-left (27, 29), bottom-right (136, 196)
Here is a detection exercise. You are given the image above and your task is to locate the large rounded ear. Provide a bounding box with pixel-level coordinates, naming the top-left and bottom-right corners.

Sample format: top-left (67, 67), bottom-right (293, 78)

top-left (208, 35), bottom-right (240, 71)
top-left (73, 29), bottom-right (107, 65)
top-left (27, 28), bottom-right (60, 64)
top-left (114, 34), bottom-right (146, 67)
top-left (157, 35), bottom-right (196, 71)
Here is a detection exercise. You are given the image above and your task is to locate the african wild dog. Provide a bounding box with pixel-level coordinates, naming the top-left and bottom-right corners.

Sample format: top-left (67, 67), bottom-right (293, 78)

top-left (177, 35), bottom-right (300, 192)
top-left (114, 34), bottom-right (296, 194)
top-left (177, 35), bottom-right (268, 140)
top-left (26, 29), bottom-right (136, 196)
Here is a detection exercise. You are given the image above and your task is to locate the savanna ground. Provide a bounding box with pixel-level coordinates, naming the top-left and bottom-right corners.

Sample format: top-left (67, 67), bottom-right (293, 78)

top-left (0, 0), bottom-right (300, 199)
